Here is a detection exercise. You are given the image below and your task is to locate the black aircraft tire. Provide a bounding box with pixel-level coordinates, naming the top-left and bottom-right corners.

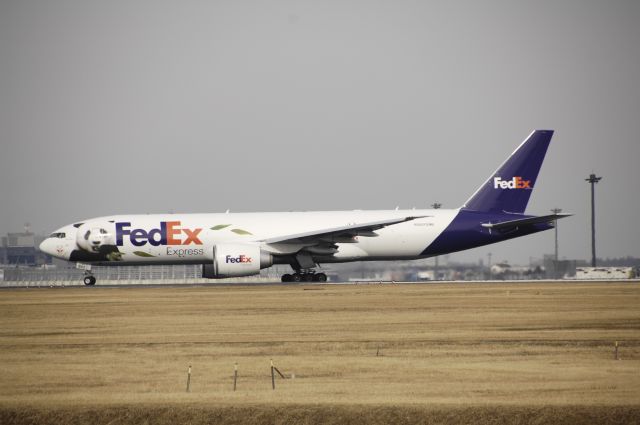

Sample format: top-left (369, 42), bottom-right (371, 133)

top-left (281, 274), bottom-right (292, 283)
top-left (315, 273), bottom-right (327, 282)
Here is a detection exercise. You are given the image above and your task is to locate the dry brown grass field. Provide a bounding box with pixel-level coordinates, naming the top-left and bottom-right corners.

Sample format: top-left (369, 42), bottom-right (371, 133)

top-left (1, 282), bottom-right (639, 424)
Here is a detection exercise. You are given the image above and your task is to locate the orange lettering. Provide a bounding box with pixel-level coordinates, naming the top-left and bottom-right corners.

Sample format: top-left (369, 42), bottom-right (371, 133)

top-left (183, 228), bottom-right (202, 245)
top-left (166, 221), bottom-right (181, 245)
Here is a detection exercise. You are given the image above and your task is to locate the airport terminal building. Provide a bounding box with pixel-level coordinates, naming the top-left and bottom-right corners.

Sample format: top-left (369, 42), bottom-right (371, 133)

top-left (0, 230), bottom-right (50, 267)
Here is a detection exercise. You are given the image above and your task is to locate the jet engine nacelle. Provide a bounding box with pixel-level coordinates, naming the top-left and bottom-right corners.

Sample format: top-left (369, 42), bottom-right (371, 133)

top-left (202, 243), bottom-right (273, 278)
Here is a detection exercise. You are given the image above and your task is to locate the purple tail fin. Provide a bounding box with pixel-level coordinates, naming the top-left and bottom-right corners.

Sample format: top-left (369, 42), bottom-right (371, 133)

top-left (463, 130), bottom-right (553, 214)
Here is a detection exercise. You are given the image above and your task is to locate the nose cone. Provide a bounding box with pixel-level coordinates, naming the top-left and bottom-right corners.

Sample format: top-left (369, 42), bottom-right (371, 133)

top-left (39, 238), bottom-right (56, 256)
top-left (39, 237), bottom-right (70, 260)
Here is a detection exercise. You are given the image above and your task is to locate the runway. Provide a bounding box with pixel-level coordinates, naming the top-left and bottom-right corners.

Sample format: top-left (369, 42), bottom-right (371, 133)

top-left (2, 278), bottom-right (639, 289)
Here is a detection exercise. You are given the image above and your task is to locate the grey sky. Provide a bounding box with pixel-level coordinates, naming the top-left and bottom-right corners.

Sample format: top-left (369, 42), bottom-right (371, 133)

top-left (1, 0), bottom-right (638, 265)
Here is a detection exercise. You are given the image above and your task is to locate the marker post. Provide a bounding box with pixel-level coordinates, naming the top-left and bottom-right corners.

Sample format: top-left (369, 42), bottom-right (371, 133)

top-left (271, 359), bottom-right (275, 390)
top-left (233, 362), bottom-right (238, 391)
top-left (186, 365), bottom-right (192, 393)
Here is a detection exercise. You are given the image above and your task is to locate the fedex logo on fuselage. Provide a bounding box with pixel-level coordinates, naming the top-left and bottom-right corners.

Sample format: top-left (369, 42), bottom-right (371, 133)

top-left (493, 176), bottom-right (532, 190)
top-left (115, 221), bottom-right (203, 247)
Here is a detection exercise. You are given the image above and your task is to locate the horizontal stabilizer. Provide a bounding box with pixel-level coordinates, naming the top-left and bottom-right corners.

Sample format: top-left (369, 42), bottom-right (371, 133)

top-left (481, 213), bottom-right (572, 230)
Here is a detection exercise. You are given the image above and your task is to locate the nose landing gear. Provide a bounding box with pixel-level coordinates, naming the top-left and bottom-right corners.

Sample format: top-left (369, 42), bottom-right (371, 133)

top-left (83, 273), bottom-right (96, 286)
top-left (76, 263), bottom-right (96, 286)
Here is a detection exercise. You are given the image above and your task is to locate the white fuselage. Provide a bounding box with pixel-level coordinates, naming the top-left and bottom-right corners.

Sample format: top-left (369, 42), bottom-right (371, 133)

top-left (41, 209), bottom-right (458, 265)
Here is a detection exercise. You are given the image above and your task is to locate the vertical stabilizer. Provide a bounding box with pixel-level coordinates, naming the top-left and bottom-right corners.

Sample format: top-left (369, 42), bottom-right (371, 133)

top-left (463, 130), bottom-right (553, 214)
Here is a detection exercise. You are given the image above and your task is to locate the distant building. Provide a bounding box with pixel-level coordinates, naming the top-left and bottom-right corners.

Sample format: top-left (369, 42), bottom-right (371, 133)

top-left (543, 255), bottom-right (577, 279)
top-left (575, 267), bottom-right (635, 280)
top-left (1, 230), bottom-right (51, 266)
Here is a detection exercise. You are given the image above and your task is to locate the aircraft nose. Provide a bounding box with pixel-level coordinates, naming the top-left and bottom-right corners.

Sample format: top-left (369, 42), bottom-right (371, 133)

top-left (39, 238), bottom-right (55, 256)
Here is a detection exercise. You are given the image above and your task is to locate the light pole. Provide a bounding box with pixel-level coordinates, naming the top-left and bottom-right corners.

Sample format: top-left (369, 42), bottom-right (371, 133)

top-left (550, 207), bottom-right (562, 279)
top-left (431, 202), bottom-right (441, 279)
top-left (550, 208), bottom-right (562, 263)
top-left (585, 174), bottom-right (602, 267)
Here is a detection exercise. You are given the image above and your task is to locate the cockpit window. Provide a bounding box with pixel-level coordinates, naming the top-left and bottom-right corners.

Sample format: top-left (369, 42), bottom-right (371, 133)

top-left (100, 228), bottom-right (108, 234)
top-left (49, 232), bottom-right (66, 238)
top-left (84, 230), bottom-right (91, 240)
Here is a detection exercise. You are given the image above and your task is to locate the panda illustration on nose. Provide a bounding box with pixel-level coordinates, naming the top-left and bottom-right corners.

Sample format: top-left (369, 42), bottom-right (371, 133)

top-left (75, 224), bottom-right (123, 261)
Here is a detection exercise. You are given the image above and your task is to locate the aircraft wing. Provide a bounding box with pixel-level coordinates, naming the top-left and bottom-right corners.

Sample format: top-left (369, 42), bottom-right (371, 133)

top-left (481, 213), bottom-right (572, 230)
top-left (261, 216), bottom-right (428, 245)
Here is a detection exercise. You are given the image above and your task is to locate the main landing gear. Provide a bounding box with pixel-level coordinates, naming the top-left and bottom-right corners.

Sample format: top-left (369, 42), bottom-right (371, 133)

top-left (282, 253), bottom-right (327, 283)
top-left (281, 271), bottom-right (327, 283)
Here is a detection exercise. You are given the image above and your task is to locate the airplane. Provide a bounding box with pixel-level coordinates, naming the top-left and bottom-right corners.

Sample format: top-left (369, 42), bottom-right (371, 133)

top-left (40, 130), bottom-right (570, 285)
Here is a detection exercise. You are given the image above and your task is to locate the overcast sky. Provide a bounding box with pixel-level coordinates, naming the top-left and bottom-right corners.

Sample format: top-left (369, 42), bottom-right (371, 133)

top-left (1, 0), bottom-right (638, 265)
